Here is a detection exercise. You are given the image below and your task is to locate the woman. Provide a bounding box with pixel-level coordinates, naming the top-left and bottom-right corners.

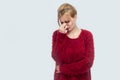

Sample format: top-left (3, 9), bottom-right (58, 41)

top-left (51, 3), bottom-right (95, 80)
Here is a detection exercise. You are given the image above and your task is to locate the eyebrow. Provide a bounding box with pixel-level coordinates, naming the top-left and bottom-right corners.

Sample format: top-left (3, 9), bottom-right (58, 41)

top-left (61, 20), bottom-right (70, 24)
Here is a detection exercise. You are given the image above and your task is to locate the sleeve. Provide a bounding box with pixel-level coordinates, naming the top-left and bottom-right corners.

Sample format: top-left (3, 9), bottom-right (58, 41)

top-left (60, 31), bottom-right (95, 76)
top-left (51, 30), bottom-right (57, 60)
top-left (51, 30), bottom-right (66, 60)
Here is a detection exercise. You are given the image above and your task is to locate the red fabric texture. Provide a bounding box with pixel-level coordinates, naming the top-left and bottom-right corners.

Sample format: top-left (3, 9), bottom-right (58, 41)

top-left (52, 29), bottom-right (95, 80)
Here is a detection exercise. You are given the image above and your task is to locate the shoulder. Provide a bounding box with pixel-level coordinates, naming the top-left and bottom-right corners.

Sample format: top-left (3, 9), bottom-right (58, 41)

top-left (82, 29), bottom-right (92, 35)
top-left (81, 29), bottom-right (94, 40)
top-left (52, 30), bottom-right (58, 37)
top-left (82, 29), bottom-right (93, 36)
top-left (52, 29), bottom-right (66, 37)
top-left (53, 30), bottom-right (58, 34)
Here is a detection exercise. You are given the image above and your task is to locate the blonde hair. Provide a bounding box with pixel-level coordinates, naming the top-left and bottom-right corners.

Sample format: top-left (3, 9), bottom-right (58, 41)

top-left (57, 3), bottom-right (77, 25)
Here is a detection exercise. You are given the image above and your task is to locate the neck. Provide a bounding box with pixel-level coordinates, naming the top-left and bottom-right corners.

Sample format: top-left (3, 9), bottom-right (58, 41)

top-left (68, 25), bottom-right (80, 35)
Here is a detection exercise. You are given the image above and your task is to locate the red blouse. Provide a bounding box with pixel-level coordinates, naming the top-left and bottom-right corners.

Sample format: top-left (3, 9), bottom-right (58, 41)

top-left (52, 29), bottom-right (94, 80)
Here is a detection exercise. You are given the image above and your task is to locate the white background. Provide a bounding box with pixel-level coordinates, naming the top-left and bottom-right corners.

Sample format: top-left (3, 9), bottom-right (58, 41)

top-left (0, 0), bottom-right (120, 80)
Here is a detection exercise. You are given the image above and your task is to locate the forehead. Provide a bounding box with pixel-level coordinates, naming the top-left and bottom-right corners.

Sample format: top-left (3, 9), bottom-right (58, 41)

top-left (59, 14), bottom-right (72, 21)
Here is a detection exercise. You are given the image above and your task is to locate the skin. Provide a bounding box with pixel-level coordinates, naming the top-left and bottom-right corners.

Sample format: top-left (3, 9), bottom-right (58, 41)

top-left (56, 14), bottom-right (82, 73)
top-left (58, 13), bottom-right (76, 34)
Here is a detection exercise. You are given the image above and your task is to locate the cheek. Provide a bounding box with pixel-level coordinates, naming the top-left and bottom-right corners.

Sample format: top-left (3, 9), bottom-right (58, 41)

top-left (67, 23), bottom-right (73, 30)
top-left (67, 22), bottom-right (73, 26)
top-left (69, 22), bottom-right (74, 28)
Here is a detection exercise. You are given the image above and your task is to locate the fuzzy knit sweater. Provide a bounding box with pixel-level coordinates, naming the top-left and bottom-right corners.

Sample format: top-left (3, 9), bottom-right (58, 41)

top-left (51, 29), bottom-right (94, 80)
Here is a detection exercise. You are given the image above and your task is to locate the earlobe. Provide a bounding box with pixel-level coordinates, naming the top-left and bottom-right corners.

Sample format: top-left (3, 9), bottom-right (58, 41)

top-left (73, 15), bottom-right (77, 22)
top-left (74, 15), bottom-right (77, 19)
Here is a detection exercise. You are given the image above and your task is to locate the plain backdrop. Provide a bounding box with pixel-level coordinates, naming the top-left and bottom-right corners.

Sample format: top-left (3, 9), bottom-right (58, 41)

top-left (0, 0), bottom-right (120, 80)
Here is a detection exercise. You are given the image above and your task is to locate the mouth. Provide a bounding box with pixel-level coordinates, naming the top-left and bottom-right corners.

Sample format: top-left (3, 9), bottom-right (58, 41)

top-left (66, 28), bottom-right (70, 33)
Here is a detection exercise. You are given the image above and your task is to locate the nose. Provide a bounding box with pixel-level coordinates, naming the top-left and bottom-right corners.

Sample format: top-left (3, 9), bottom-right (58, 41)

top-left (66, 24), bottom-right (69, 26)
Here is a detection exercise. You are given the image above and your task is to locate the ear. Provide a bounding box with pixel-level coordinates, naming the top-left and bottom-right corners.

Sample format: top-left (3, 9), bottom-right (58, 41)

top-left (74, 15), bottom-right (77, 22)
top-left (74, 15), bottom-right (77, 19)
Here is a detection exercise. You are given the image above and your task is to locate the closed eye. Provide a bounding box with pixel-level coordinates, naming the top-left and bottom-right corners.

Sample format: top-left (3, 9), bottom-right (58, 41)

top-left (61, 22), bottom-right (64, 24)
top-left (60, 20), bottom-right (70, 24)
top-left (65, 20), bottom-right (70, 23)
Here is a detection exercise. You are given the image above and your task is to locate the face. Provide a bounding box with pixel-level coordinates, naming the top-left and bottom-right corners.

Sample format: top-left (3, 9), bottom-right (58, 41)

top-left (59, 14), bottom-right (77, 32)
